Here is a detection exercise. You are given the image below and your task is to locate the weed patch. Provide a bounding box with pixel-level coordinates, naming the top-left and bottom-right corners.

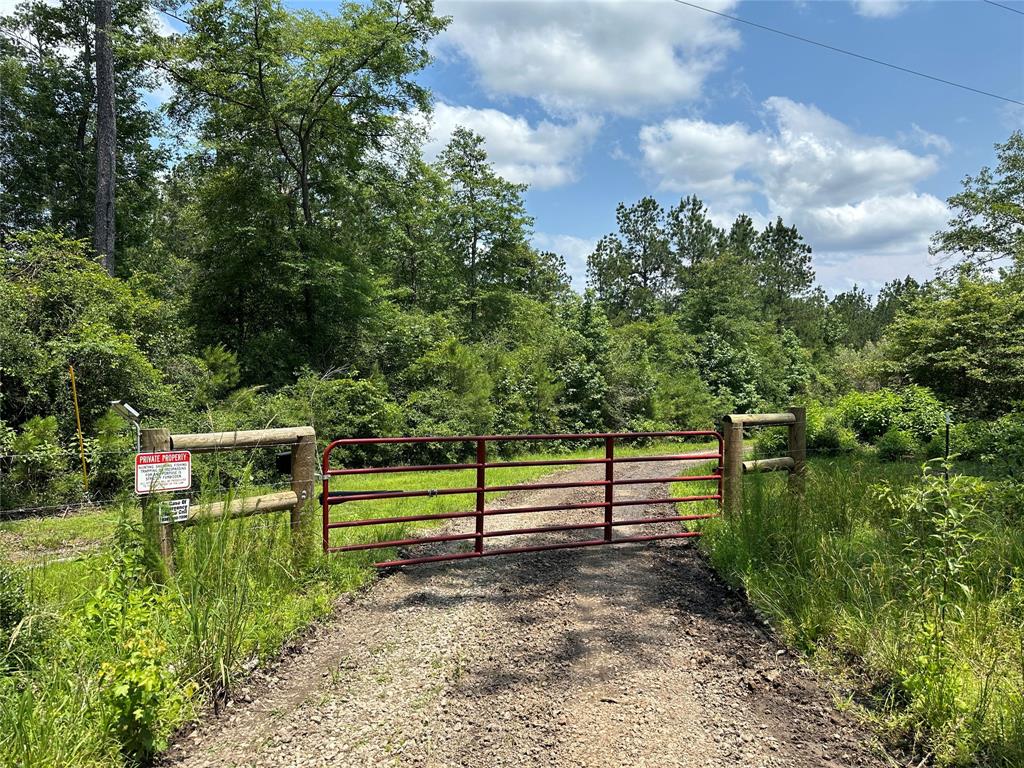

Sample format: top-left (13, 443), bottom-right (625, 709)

top-left (698, 456), bottom-right (1024, 765)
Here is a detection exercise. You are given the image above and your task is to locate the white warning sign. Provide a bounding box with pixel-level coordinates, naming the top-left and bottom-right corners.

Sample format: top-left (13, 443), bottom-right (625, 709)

top-left (158, 498), bottom-right (191, 524)
top-left (135, 451), bottom-right (192, 495)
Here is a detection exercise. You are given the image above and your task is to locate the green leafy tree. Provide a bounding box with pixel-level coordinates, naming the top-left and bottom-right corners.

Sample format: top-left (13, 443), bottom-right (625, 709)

top-left (826, 286), bottom-right (874, 348)
top-left (884, 273), bottom-right (1024, 417)
top-left (680, 213), bottom-right (760, 336)
top-left (160, 0), bottom-right (446, 377)
top-left (931, 131), bottom-right (1023, 272)
top-left (873, 276), bottom-right (923, 331)
top-left (587, 197), bottom-right (673, 321)
top-left (0, 0), bottom-right (163, 258)
top-left (435, 126), bottom-right (533, 326)
top-left (0, 231), bottom-right (182, 429)
top-left (667, 194), bottom-right (723, 295)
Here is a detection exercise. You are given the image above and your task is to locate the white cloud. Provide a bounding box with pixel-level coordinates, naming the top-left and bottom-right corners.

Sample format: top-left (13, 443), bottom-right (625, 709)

top-left (533, 233), bottom-right (597, 290)
top-left (799, 193), bottom-right (947, 251)
top-left (435, 0), bottom-right (741, 115)
top-left (852, 0), bottom-right (909, 18)
top-left (423, 103), bottom-right (600, 188)
top-left (638, 118), bottom-right (762, 201)
top-left (638, 97), bottom-right (949, 291)
top-left (758, 97), bottom-right (938, 209)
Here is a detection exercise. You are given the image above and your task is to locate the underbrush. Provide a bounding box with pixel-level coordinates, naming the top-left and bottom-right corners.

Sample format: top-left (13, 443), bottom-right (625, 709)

top-left (698, 456), bottom-right (1024, 765)
top-left (0, 503), bottom-right (373, 767)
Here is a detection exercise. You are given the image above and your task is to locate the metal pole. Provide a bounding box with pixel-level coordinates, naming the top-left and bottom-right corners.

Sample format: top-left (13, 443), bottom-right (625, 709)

top-left (604, 436), bottom-right (614, 541)
top-left (475, 440), bottom-right (486, 554)
top-left (68, 365), bottom-right (89, 492)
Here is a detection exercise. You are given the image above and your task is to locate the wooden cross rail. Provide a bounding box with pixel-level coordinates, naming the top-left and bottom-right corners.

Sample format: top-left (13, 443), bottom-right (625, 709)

top-left (140, 426), bottom-right (317, 575)
top-left (721, 407), bottom-right (805, 516)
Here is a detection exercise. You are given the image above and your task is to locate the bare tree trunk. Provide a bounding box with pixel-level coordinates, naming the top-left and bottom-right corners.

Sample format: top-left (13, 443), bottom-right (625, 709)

top-left (93, 0), bottom-right (116, 274)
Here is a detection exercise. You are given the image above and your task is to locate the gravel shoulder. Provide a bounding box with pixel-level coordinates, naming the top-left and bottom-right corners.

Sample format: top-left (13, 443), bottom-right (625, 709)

top-left (163, 458), bottom-right (893, 768)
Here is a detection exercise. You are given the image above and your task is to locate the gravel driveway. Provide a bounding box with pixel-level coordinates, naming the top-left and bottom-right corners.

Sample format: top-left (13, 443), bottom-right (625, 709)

top-left (164, 457), bottom-right (891, 768)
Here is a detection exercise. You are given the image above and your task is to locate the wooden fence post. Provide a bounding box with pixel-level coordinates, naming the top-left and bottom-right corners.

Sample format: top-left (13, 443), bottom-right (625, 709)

top-left (722, 416), bottom-right (744, 517)
top-left (787, 406), bottom-right (806, 497)
top-left (139, 427), bottom-right (174, 578)
top-left (290, 431), bottom-right (316, 551)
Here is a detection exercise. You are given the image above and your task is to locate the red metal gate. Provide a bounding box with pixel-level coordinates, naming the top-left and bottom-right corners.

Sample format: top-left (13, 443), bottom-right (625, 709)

top-left (321, 431), bottom-right (722, 567)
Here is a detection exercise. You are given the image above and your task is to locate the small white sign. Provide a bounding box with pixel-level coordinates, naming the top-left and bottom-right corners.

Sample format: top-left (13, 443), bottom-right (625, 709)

top-left (135, 451), bottom-right (192, 495)
top-left (158, 498), bottom-right (191, 524)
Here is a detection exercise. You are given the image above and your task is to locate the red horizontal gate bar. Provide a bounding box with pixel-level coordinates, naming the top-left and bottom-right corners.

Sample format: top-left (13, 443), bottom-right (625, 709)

top-left (322, 431), bottom-right (723, 566)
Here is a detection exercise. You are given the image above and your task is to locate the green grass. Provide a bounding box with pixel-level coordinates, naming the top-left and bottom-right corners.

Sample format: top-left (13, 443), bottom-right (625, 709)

top-left (696, 455), bottom-right (1024, 766)
top-left (0, 509), bottom-right (119, 562)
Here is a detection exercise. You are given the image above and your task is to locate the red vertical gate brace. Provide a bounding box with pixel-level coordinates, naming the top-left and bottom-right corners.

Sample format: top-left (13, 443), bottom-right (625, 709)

top-left (604, 436), bottom-right (614, 542)
top-left (476, 439), bottom-right (486, 554)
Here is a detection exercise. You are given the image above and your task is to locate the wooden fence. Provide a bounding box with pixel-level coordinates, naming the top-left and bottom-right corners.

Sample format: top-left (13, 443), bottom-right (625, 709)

top-left (138, 409), bottom-right (804, 571)
top-left (140, 426), bottom-right (316, 573)
top-left (721, 406), bottom-right (806, 516)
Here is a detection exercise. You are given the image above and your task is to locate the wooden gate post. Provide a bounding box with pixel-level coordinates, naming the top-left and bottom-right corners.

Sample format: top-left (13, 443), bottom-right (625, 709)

top-left (722, 416), bottom-right (744, 517)
top-left (787, 406), bottom-right (806, 497)
top-left (140, 427), bottom-right (174, 578)
top-left (290, 430), bottom-right (316, 552)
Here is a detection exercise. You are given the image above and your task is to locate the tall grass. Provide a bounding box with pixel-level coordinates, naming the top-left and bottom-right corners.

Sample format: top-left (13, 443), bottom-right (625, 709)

top-left (0, 498), bottom-right (372, 766)
top-left (698, 456), bottom-right (1024, 765)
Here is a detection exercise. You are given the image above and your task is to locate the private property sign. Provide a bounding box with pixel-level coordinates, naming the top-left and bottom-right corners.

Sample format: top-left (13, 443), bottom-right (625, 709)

top-left (135, 451), bottom-right (192, 495)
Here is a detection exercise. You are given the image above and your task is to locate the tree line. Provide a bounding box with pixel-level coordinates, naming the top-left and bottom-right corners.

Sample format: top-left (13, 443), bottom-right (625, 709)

top-left (1, 0), bottom-right (1022, 506)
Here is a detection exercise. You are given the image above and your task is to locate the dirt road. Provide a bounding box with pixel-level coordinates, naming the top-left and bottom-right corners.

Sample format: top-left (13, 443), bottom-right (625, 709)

top-left (165, 459), bottom-right (889, 768)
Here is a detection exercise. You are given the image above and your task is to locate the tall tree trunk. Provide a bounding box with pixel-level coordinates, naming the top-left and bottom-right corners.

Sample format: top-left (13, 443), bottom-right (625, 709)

top-left (93, 0), bottom-right (116, 274)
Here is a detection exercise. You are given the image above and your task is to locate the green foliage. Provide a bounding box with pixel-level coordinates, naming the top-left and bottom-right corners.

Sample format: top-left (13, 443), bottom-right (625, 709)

top-left (700, 458), bottom-right (1024, 765)
top-left (876, 427), bottom-right (920, 461)
top-left (931, 131), bottom-right (1024, 272)
top-left (810, 416), bottom-right (858, 456)
top-left (884, 272), bottom-right (1024, 417)
top-left (836, 386), bottom-right (945, 442)
top-left (949, 411), bottom-right (1024, 477)
top-left (1, 232), bottom-right (181, 425)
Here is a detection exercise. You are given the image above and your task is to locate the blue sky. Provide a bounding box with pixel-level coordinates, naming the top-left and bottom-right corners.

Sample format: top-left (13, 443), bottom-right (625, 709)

top-left (399, 0), bottom-right (1023, 294)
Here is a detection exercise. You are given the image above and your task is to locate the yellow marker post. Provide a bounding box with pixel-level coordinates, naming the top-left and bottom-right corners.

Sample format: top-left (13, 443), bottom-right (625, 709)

top-left (69, 365), bottom-right (88, 492)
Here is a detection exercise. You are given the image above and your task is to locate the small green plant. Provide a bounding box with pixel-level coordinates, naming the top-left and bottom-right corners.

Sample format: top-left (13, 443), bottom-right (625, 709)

top-left (82, 519), bottom-right (193, 762)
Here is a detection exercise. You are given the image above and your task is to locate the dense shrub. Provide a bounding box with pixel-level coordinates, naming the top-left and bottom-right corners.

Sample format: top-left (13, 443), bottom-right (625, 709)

top-left (813, 417), bottom-right (859, 456)
top-left (836, 386), bottom-right (945, 442)
top-left (876, 427), bottom-right (921, 462)
top-left (950, 412), bottom-right (1024, 477)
